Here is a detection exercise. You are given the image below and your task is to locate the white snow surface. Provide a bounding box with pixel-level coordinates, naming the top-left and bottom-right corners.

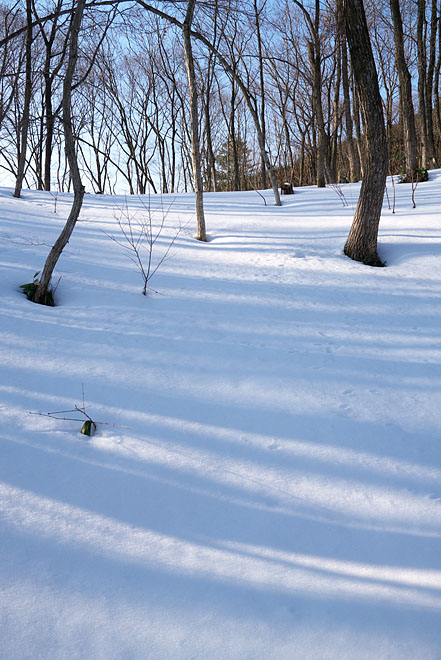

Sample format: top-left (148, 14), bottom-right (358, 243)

top-left (1, 175), bottom-right (441, 659)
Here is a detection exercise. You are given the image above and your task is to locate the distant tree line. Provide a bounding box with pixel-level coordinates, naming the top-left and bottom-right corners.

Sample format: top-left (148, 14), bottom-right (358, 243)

top-left (1, 0), bottom-right (440, 197)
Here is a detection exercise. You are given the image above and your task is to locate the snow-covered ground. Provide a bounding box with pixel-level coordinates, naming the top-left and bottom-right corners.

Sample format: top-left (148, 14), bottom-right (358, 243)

top-left (1, 174), bottom-right (441, 659)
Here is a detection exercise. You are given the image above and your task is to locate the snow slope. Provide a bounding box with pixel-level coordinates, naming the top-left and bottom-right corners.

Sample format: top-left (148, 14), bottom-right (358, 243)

top-left (1, 175), bottom-right (441, 659)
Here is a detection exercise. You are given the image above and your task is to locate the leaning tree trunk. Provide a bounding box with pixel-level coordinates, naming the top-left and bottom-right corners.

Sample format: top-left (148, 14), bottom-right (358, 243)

top-left (183, 0), bottom-right (207, 241)
top-left (342, 0), bottom-right (388, 266)
top-left (33, 0), bottom-right (86, 304)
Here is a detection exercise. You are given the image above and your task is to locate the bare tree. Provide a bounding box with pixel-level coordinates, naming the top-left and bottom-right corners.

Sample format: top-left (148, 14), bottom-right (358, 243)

top-left (389, 0), bottom-right (418, 179)
top-left (253, 0), bottom-right (267, 189)
top-left (292, 0), bottom-right (330, 187)
top-left (0, 4), bottom-right (24, 132)
top-left (182, 0), bottom-right (207, 241)
top-left (33, 0), bottom-right (86, 304)
top-left (106, 196), bottom-right (181, 296)
top-left (340, 17), bottom-right (360, 181)
top-left (417, 0), bottom-right (437, 169)
top-left (13, 0), bottom-right (32, 198)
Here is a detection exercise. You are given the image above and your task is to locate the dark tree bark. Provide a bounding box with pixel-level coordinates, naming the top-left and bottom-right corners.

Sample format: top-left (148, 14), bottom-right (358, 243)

top-left (342, 0), bottom-right (388, 266)
top-left (389, 0), bottom-right (418, 178)
top-left (33, 0), bottom-right (86, 304)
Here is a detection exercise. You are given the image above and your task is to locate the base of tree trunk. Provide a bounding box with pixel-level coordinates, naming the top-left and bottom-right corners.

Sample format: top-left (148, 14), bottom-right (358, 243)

top-left (19, 280), bottom-right (55, 306)
top-left (32, 283), bottom-right (56, 306)
top-left (344, 243), bottom-right (385, 267)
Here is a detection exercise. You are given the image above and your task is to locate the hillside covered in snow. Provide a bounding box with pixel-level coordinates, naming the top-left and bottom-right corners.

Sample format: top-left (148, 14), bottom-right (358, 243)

top-left (1, 176), bottom-right (441, 659)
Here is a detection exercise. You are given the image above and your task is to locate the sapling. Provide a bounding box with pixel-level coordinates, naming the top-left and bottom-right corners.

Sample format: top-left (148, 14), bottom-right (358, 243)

top-left (106, 195), bottom-right (183, 296)
top-left (329, 183), bottom-right (349, 207)
top-left (254, 189), bottom-right (267, 206)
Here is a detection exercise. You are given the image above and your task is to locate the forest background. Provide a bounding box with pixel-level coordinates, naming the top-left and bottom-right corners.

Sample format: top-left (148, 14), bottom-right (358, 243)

top-left (0, 0), bottom-right (439, 199)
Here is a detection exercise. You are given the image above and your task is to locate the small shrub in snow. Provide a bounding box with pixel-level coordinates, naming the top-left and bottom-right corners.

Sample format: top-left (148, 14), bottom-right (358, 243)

top-left (81, 419), bottom-right (96, 436)
top-left (398, 168), bottom-right (429, 184)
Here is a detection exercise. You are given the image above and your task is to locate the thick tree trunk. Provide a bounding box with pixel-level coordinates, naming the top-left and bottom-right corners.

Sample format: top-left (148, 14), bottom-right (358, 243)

top-left (33, 0), bottom-right (86, 304)
top-left (390, 0), bottom-right (418, 178)
top-left (183, 0), bottom-right (207, 241)
top-left (342, 0), bottom-right (388, 267)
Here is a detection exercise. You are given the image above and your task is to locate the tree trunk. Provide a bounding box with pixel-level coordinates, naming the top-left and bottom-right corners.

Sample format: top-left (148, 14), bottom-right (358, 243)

top-left (308, 37), bottom-right (328, 187)
top-left (425, 0), bottom-right (437, 168)
top-left (341, 32), bottom-right (360, 181)
top-left (390, 0), bottom-right (418, 178)
top-left (204, 80), bottom-right (217, 192)
top-left (417, 0), bottom-right (429, 168)
top-left (13, 0), bottom-right (32, 199)
top-left (44, 72), bottom-right (55, 191)
top-left (33, 0), bottom-right (86, 304)
top-left (434, 18), bottom-right (441, 148)
top-left (183, 0), bottom-right (207, 241)
top-left (329, 18), bottom-right (342, 184)
top-left (254, 0), bottom-right (267, 189)
top-left (352, 73), bottom-right (364, 177)
top-left (342, 0), bottom-right (388, 267)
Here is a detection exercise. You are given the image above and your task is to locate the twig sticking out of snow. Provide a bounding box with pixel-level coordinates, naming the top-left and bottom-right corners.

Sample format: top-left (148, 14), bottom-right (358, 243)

top-left (29, 385), bottom-right (129, 436)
